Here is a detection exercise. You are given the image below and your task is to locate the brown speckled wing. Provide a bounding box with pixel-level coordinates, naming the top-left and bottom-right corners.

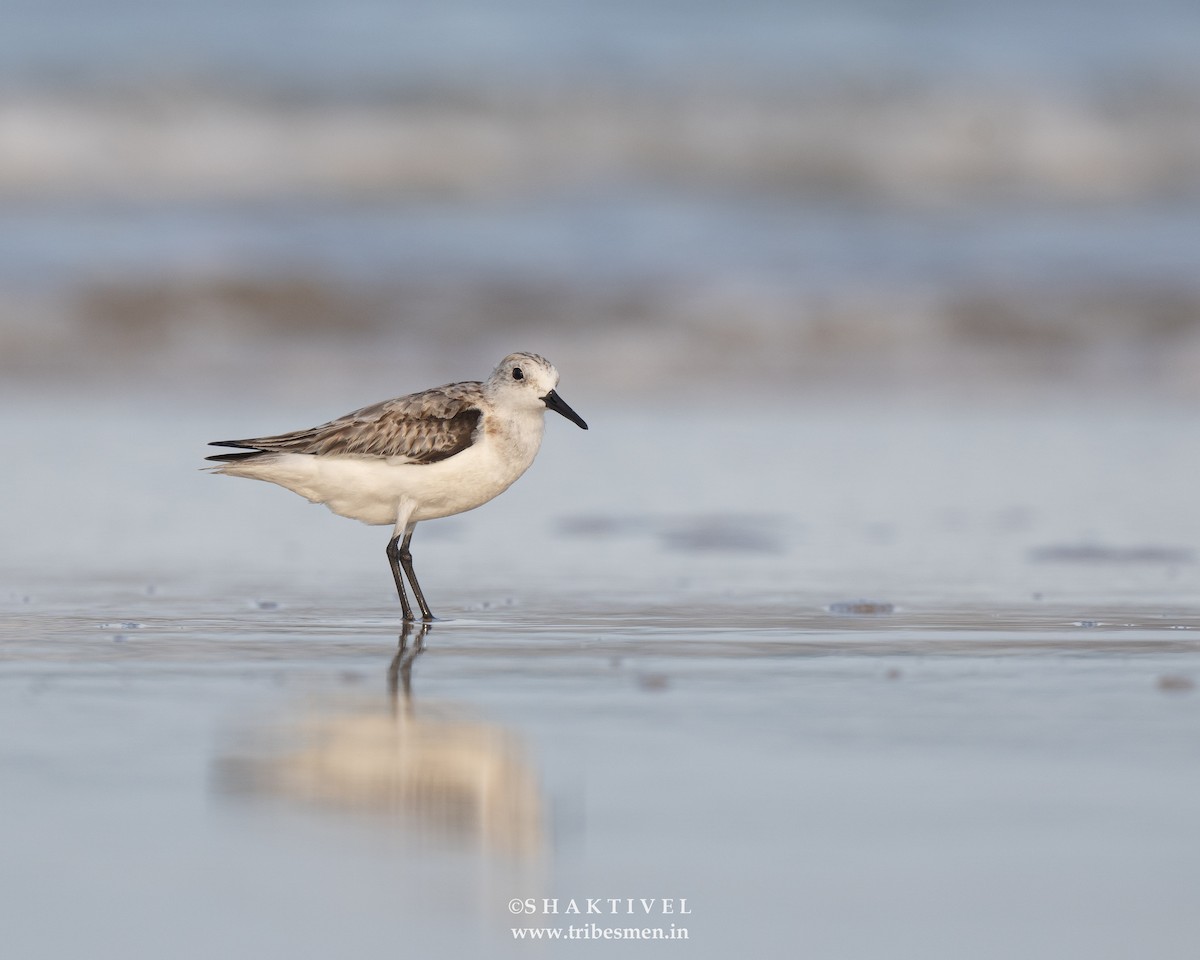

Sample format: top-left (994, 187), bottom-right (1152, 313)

top-left (209, 381), bottom-right (485, 464)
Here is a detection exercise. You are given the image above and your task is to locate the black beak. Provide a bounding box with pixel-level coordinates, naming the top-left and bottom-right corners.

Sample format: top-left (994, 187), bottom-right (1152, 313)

top-left (542, 389), bottom-right (588, 430)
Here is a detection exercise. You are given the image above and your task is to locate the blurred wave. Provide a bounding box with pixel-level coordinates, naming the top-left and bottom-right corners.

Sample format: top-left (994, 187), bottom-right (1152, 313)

top-left (3, 0), bottom-right (1199, 395)
top-left (2, 82), bottom-right (1198, 202)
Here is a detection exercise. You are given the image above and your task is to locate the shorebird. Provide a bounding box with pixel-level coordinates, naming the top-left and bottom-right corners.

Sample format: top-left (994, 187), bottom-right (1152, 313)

top-left (206, 353), bottom-right (587, 620)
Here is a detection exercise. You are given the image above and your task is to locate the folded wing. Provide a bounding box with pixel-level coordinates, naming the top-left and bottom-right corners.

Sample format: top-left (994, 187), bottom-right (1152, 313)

top-left (207, 382), bottom-right (485, 465)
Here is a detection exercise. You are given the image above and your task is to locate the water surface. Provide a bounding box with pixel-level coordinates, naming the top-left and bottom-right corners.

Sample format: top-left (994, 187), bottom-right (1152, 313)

top-left (3, 395), bottom-right (1199, 957)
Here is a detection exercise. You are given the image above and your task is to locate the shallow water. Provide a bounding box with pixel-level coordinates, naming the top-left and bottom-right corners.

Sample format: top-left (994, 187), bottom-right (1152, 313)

top-left (5, 599), bottom-right (1200, 958)
top-left (2, 393), bottom-right (1199, 957)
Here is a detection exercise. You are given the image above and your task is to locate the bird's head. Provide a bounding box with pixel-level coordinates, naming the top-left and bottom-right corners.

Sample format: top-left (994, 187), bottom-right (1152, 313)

top-left (487, 353), bottom-right (588, 430)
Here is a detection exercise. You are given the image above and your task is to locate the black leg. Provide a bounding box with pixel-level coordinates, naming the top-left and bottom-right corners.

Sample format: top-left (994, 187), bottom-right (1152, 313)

top-left (386, 534), bottom-right (415, 621)
top-left (398, 528), bottom-right (435, 622)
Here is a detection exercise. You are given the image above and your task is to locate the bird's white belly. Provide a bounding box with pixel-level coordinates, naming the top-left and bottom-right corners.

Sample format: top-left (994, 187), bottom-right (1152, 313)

top-left (244, 433), bottom-right (539, 526)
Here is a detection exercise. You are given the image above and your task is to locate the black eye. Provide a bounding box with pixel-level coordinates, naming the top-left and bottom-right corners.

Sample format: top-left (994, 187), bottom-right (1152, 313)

top-left (512, 367), bottom-right (524, 381)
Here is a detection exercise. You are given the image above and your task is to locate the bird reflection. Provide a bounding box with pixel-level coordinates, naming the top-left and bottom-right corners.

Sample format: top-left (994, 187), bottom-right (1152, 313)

top-left (387, 618), bottom-right (428, 712)
top-left (216, 622), bottom-right (544, 857)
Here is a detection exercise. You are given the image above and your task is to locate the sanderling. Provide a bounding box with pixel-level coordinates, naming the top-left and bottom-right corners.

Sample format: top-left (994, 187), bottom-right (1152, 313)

top-left (206, 353), bottom-right (587, 620)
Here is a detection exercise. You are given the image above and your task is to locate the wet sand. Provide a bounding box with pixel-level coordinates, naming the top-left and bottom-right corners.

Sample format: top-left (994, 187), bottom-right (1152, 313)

top-left (3, 393), bottom-right (1199, 958)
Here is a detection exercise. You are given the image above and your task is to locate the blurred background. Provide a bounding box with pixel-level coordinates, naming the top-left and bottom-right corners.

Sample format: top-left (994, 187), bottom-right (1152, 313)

top-left (4, 0), bottom-right (1200, 404)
